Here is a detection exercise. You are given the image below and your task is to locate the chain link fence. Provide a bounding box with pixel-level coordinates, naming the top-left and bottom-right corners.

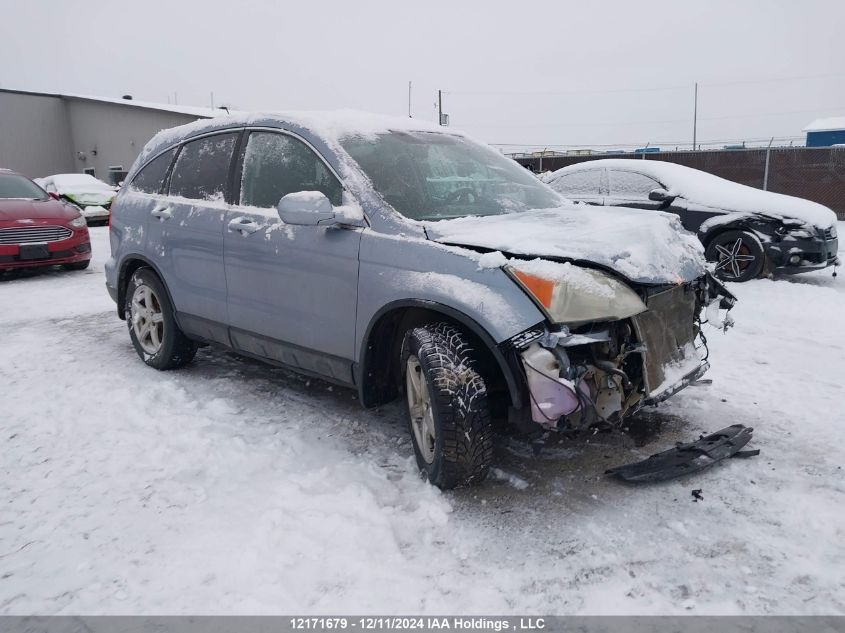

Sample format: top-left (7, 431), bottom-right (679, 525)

top-left (517, 147), bottom-right (845, 220)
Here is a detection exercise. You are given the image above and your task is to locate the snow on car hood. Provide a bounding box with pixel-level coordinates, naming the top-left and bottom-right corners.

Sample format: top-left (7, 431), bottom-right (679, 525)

top-left (558, 159), bottom-right (837, 229)
top-left (425, 206), bottom-right (706, 285)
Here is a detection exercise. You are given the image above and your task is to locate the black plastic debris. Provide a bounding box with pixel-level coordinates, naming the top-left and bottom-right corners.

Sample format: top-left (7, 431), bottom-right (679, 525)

top-left (691, 489), bottom-right (704, 502)
top-left (606, 424), bottom-right (759, 483)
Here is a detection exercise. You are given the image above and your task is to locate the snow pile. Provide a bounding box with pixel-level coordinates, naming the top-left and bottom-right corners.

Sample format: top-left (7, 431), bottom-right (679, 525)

top-left (554, 159), bottom-right (837, 229)
top-left (427, 206), bottom-right (706, 285)
top-left (476, 250), bottom-right (509, 269)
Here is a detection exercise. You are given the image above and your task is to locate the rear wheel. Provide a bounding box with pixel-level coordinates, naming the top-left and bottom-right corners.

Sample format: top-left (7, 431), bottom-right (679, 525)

top-left (705, 230), bottom-right (765, 282)
top-left (124, 268), bottom-right (197, 370)
top-left (402, 323), bottom-right (493, 489)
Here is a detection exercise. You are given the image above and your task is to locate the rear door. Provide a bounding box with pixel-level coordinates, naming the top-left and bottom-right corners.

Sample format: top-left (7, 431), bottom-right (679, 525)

top-left (223, 129), bottom-right (362, 384)
top-left (546, 168), bottom-right (605, 205)
top-left (145, 131), bottom-right (240, 344)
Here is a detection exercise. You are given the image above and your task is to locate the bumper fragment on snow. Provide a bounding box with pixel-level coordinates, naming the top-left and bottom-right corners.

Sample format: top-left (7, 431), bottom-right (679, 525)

top-left (605, 424), bottom-right (758, 483)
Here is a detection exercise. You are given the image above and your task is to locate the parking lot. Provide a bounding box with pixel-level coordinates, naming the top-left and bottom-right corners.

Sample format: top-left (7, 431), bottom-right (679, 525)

top-left (1, 225), bottom-right (843, 614)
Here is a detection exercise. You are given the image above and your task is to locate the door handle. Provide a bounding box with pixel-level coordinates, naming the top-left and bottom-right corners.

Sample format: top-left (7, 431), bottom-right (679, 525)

top-left (227, 217), bottom-right (261, 234)
top-left (151, 206), bottom-right (173, 220)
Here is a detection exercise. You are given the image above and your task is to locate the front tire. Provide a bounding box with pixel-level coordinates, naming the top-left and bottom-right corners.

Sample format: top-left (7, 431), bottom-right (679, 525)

top-left (402, 323), bottom-right (493, 489)
top-left (705, 230), bottom-right (765, 282)
top-left (124, 268), bottom-right (197, 370)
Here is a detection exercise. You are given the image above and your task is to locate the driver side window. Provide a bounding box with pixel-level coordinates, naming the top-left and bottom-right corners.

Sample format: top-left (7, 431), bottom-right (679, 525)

top-left (609, 170), bottom-right (662, 198)
top-left (239, 132), bottom-right (342, 208)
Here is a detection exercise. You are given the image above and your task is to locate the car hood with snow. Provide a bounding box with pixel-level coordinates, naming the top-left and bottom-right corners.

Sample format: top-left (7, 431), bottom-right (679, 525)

top-left (425, 205), bottom-right (706, 285)
top-left (557, 159), bottom-right (837, 229)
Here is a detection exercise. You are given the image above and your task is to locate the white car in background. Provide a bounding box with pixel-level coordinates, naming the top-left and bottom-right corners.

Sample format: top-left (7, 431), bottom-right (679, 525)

top-left (35, 173), bottom-right (117, 225)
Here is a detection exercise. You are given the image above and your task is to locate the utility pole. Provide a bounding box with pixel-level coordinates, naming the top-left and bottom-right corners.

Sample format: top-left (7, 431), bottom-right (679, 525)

top-left (693, 82), bottom-right (698, 150)
top-left (763, 136), bottom-right (774, 191)
top-left (438, 90), bottom-right (442, 125)
top-left (210, 91), bottom-right (214, 109)
top-left (408, 81), bottom-right (412, 118)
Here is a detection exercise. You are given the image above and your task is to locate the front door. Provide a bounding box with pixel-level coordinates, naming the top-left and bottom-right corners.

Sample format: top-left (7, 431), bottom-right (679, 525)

top-left (223, 130), bottom-right (362, 384)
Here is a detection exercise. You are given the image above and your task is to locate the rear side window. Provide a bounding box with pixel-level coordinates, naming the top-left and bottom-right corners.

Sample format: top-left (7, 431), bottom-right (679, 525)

top-left (130, 148), bottom-right (176, 194)
top-left (239, 132), bottom-right (342, 208)
top-left (609, 170), bottom-right (662, 198)
top-left (549, 169), bottom-right (602, 196)
top-left (168, 133), bottom-right (238, 201)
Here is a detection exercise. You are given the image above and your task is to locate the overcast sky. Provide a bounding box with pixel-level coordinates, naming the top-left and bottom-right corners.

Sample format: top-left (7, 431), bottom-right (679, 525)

top-left (2, 0), bottom-right (844, 151)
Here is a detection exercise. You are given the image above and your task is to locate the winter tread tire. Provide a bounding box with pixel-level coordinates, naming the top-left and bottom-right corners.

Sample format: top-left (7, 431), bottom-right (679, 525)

top-left (403, 322), bottom-right (494, 489)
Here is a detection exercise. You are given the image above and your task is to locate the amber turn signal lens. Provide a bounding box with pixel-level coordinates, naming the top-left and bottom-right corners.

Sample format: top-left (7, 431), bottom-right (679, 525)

top-left (512, 270), bottom-right (555, 308)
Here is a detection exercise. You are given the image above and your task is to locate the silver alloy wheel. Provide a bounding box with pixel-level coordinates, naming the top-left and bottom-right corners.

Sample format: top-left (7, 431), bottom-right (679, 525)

top-left (131, 284), bottom-right (165, 355)
top-left (715, 237), bottom-right (756, 278)
top-left (406, 354), bottom-right (437, 464)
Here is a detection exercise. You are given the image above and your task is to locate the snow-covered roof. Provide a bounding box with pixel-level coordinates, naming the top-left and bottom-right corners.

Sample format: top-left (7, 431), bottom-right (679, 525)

top-left (551, 158), bottom-right (837, 228)
top-left (803, 117), bottom-right (845, 133)
top-left (138, 109), bottom-right (462, 166)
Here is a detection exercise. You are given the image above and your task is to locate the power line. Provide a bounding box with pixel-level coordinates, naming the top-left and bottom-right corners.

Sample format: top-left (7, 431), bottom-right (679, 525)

top-left (458, 105), bottom-right (845, 130)
top-left (444, 71), bottom-right (845, 98)
top-left (444, 85), bottom-right (689, 97)
top-left (490, 135), bottom-right (804, 149)
top-left (700, 71), bottom-right (845, 88)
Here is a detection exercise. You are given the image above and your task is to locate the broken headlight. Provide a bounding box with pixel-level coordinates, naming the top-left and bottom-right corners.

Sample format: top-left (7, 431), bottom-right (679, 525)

top-left (505, 261), bottom-right (647, 325)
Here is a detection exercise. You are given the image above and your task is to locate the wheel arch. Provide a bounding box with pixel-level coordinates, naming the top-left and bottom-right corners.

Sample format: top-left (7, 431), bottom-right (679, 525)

top-left (356, 299), bottom-right (524, 411)
top-left (697, 213), bottom-right (771, 248)
top-left (116, 255), bottom-right (174, 320)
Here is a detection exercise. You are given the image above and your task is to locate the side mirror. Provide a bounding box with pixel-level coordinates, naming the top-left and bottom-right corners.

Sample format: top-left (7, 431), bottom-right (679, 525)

top-left (648, 187), bottom-right (674, 202)
top-left (48, 191), bottom-right (61, 201)
top-left (277, 191), bottom-right (335, 225)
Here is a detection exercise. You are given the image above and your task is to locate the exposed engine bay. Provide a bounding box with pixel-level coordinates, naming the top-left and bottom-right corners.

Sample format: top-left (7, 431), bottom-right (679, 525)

top-left (511, 271), bottom-right (735, 432)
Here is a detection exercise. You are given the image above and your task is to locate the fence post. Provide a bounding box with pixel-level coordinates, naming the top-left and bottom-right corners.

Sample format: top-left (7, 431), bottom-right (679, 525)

top-left (763, 137), bottom-right (774, 191)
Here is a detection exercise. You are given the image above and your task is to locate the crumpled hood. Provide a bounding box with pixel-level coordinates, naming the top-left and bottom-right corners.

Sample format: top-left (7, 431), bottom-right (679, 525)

top-left (425, 206), bottom-right (706, 285)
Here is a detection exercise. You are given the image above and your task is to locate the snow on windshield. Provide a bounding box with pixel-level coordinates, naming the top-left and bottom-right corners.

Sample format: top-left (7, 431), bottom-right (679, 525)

top-left (340, 131), bottom-right (561, 221)
top-left (554, 159), bottom-right (836, 228)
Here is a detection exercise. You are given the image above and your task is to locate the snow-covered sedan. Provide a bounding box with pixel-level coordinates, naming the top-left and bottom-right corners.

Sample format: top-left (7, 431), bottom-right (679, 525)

top-left (106, 113), bottom-right (734, 489)
top-left (545, 159), bottom-right (839, 282)
top-left (35, 173), bottom-right (117, 225)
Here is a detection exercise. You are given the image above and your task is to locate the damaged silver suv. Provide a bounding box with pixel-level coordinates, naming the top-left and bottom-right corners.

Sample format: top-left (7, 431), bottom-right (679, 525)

top-left (105, 112), bottom-right (735, 489)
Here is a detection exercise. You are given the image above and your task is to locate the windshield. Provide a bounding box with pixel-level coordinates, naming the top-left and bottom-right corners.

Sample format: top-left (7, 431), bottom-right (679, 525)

top-left (0, 174), bottom-right (49, 200)
top-left (340, 131), bottom-right (561, 221)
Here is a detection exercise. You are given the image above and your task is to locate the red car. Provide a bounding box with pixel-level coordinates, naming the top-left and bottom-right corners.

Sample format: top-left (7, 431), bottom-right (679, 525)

top-left (0, 168), bottom-right (91, 271)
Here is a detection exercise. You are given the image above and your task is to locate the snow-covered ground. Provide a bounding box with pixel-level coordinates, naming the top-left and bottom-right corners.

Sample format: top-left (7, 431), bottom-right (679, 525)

top-left (1, 226), bottom-right (844, 615)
